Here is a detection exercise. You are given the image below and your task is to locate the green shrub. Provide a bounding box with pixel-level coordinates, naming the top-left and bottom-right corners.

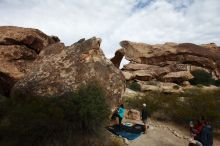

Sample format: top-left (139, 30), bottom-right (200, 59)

top-left (196, 84), bottom-right (203, 88)
top-left (0, 95), bottom-right (10, 119)
top-left (173, 85), bottom-right (180, 90)
top-left (215, 79), bottom-right (220, 86)
top-left (0, 82), bottom-right (110, 146)
top-left (125, 88), bottom-right (220, 128)
top-left (128, 81), bottom-right (141, 91)
top-left (124, 91), bottom-right (166, 116)
top-left (190, 70), bottom-right (215, 86)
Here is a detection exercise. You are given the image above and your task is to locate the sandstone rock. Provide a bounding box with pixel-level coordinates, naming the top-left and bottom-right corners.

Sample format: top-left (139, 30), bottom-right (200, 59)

top-left (0, 26), bottom-right (59, 53)
top-left (182, 81), bottom-right (191, 87)
top-left (0, 26), bottom-right (59, 96)
top-left (122, 88), bottom-right (144, 99)
top-left (132, 70), bottom-right (153, 81)
top-left (123, 63), bottom-right (153, 71)
top-left (111, 48), bottom-right (124, 68)
top-left (122, 63), bottom-right (171, 81)
top-left (138, 81), bottom-right (183, 93)
top-left (159, 82), bottom-right (183, 93)
top-left (113, 41), bottom-right (220, 79)
top-left (163, 71), bottom-right (193, 83)
top-left (122, 71), bottom-right (134, 80)
top-left (125, 109), bottom-right (141, 121)
top-left (138, 84), bottom-right (160, 92)
top-left (201, 43), bottom-right (219, 50)
top-left (12, 37), bottom-right (125, 106)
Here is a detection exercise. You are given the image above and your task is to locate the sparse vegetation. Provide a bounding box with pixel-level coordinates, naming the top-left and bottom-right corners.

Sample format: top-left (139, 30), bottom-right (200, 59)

top-left (190, 70), bottom-right (215, 86)
top-left (0, 82), bottom-right (113, 146)
top-left (173, 85), bottom-right (180, 90)
top-left (196, 84), bottom-right (204, 88)
top-left (215, 79), bottom-right (220, 86)
top-left (109, 136), bottom-right (124, 146)
top-left (190, 70), bottom-right (220, 87)
top-left (127, 81), bottom-right (141, 91)
top-left (124, 88), bottom-right (220, 129)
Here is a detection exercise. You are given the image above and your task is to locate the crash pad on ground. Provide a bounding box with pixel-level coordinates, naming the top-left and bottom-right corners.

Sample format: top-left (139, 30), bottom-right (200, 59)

top-left (106, 124), bottom-right (144, 140)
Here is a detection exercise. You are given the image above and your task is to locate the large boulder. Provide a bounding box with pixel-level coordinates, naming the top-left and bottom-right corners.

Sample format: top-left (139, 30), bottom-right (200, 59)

top-left (12, 37), bottom-right (125, 106)
top-left (112, 41), bottom-right (220, 79)
top-left (0, 26), bottom-right (59, 96)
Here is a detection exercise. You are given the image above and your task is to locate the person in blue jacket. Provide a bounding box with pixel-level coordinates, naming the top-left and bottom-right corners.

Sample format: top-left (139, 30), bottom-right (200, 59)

top-left (118, 104), bottom-right (125, 125)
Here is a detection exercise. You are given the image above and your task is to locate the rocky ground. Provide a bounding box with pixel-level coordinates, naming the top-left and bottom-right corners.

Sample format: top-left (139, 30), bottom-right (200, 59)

top-left (123, 119), bottom-right (220, 146)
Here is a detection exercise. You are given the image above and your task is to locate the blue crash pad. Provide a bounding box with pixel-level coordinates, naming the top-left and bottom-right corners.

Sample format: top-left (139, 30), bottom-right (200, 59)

top-left (106, 124), bottom-right (144, 140)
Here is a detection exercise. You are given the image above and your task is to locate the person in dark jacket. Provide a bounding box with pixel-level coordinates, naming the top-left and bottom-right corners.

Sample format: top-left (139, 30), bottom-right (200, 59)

top-left (193, 119), bottom-right (204, 142)
top-left (190, 116), bottom-right (213, 146)
top-left (200, 121), bottom-right (213, 146)
top-left (141, 103), bottom-right (148, 133)
top-left (111, 107), bottom-right (119, 121)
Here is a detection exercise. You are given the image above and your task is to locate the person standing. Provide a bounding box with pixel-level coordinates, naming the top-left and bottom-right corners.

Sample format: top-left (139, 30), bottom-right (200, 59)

top-left (200, 121), bottom-right (213, 146)
top-left (141, 103), bottom-right (148, 133)
top-left (110, 107), bottom-right (119, 125)
top-left (118, 104), bottom-right (125, 125)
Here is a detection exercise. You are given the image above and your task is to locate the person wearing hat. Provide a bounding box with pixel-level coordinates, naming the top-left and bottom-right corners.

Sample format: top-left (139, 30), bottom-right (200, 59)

top-left (141, 103), bottom-right (149, 133)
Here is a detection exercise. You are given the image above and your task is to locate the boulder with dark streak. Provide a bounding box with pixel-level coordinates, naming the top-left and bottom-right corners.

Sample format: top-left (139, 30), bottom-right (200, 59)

top-left (12, 37), bottom-right (125, 106)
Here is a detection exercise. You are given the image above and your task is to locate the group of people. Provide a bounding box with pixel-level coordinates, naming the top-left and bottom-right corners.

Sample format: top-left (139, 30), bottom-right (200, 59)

top-left (111, 103), bottom-right (149, 133)
top-left (189, 116), bottom-right (213, 146)
top-left (110, 103), bottom-right (214, 146)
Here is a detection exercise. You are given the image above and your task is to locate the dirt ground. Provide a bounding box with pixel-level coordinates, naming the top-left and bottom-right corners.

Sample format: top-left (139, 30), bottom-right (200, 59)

top-left (124, 119), bottom-right (220, 146)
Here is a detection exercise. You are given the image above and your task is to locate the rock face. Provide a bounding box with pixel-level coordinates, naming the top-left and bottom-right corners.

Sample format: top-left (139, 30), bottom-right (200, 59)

top-left (137, 81), bottom-right (183, 93)
top-left (0, 26), bottom-right (59, 53)
top-left (0, 26), bottom-right (59, 96)
top-left (118, 41), bottom-right (220, 73)
top-left (12, 37), bottom-right (125, 106)
top-left (121, 62), bottom-right (194, 85)
top-left (163, 71), bottom-right (193, 83)
top-left (125, 109), bottom-right (141, 121)
top-left (111, 41), bottom-right (220, 91)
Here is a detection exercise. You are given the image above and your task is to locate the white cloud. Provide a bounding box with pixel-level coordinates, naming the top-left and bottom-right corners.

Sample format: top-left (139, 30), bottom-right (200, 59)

top-left (0, 0), bottom-right (220, 60)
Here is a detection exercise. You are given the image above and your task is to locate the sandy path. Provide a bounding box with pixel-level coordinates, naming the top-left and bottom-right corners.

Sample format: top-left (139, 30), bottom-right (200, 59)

top-left (127, 120), bottom-right (188, 146)
top-left (124, 119), bottom-right (220, 146)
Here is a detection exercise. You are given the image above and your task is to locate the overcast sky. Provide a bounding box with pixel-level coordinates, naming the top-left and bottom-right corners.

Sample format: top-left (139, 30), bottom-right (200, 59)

top-left (0, 0), bottom-right (220, 59)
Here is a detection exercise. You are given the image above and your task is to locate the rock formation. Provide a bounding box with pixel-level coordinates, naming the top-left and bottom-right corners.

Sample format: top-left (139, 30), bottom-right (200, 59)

top-left (0, 26), bottom-right (59, 96)
top-left (0, 26), bottom-right (125, 106)
top-left (137, 81), bottom-right (183, 93)
top-left (12, 37), bottom-right (125, 106)
top-left (125, 109), bottom-right (141, 121)
top-left (112, 41), bottom-right (220, 92)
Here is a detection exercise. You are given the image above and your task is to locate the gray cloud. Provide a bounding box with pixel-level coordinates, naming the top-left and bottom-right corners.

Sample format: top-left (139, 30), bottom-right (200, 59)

top-left (0, 0), bottom-right (219, 59)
